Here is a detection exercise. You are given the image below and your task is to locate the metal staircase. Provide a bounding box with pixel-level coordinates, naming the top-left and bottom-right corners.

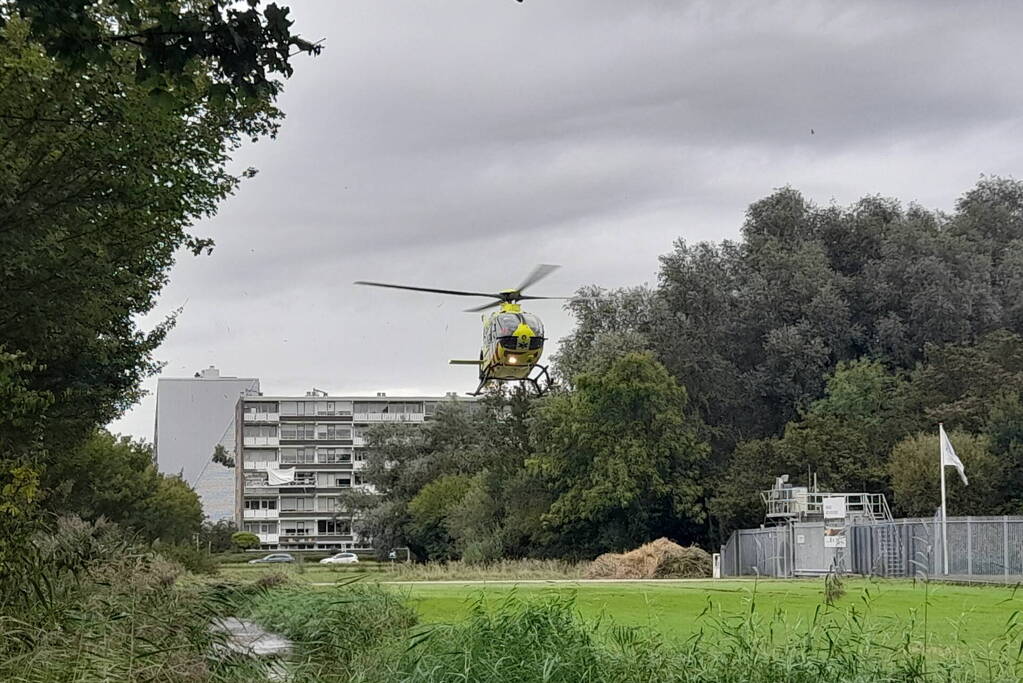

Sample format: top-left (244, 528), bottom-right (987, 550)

top-left (876, 523), bottom-right (905, 577)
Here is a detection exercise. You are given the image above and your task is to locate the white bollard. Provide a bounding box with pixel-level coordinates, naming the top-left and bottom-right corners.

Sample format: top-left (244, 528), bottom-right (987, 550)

top-left (712, 552), bottom-right (721, 578)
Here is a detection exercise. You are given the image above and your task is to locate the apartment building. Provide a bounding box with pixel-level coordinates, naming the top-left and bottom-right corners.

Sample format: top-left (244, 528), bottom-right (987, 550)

top-left (236, 392), bottom-right (475, 551)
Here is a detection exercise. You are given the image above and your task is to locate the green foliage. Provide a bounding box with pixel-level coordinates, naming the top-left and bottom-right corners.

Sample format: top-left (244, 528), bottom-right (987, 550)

top-left (407, 474), bottom-right (472, 561)
top-left (554, 285), bottom-right (657, 384)
top-left (908, 330), bottom-right (1023, 432)
top-left (212, 443), bottom-right (235, 468)
top-left (231, 531), bottom-right (260, 550)
top-left (355, 395), bottom-right (553, 561)
top-left (530, 353), bottom-right (710, 556)
top-left (0, 516), bottom-right (269, 682)
top-left (888, 431), bottom-right (1003, 517)
top-left (42, 429), bottom-right (202, 544)
top-left (0, 0), bottom-right (309, 574)
top-left (2, 0), bottom-right (321, 102)
top-left (199, 518), bottom-right (238, 553)
top-left (154, 542), bottom-right (218, 575)
top-left (240, 584), bottom-right (417, 675)
top-left (652, 180), bottom-right (1023, 450)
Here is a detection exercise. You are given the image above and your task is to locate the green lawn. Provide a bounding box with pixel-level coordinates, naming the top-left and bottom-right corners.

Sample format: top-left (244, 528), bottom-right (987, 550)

top-left (392, 579), bottom-right (1021, 649)
top-left (215, 563), bottom-right (1023, 650)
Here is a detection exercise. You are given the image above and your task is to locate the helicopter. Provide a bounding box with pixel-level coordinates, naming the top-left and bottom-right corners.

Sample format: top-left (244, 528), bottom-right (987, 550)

top-left (355, 264), bottom-right (571, 396)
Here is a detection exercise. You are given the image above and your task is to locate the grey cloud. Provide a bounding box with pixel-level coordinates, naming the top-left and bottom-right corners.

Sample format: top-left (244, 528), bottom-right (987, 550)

top-left (110, 0), bottom-right (1023, 439)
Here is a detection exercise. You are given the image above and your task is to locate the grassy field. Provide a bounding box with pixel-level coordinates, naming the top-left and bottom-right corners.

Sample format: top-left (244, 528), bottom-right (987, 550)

top-left (216, 562), bottom-right (1023, 651)
top-left (395, 578), bottom-right (1022, 648)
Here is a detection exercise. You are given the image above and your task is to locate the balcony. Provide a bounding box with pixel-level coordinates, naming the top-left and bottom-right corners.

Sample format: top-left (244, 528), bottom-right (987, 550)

top-left (352, 413), bottom-right (425, 423)
top-left (257, 533), bottom-right (280, 544)
top-left (244, 412), bottom-right (280, 423)
top-left (243, 460), bottom-right (279, 471)
top-left (244, 436), bottom-right (279, 447)
top-left (243, 509), bottom-right (278, 519)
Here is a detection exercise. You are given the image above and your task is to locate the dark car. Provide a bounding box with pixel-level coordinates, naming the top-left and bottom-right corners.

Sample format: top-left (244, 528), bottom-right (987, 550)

top-left (247, 553), bottom-right (295, 564)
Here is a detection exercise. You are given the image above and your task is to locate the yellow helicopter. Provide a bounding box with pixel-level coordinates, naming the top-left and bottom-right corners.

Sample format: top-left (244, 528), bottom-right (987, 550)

top-left (355, 265), bottom-right (568, 395)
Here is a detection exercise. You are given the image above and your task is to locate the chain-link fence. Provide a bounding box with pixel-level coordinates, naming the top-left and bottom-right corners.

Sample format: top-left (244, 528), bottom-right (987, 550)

top-left (721, 516), bottom-right (1023, 579)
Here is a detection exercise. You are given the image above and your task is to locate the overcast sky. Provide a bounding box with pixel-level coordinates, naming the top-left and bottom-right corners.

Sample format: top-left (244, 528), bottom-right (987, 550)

top-left (110, 0), bottom-right (1023, 439)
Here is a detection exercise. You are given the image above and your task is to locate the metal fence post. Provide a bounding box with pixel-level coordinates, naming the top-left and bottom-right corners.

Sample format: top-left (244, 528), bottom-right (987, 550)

top-left (966, 517), bottom-right (972, 576)
top-left (1004, 516), bottom-right (1009, 579)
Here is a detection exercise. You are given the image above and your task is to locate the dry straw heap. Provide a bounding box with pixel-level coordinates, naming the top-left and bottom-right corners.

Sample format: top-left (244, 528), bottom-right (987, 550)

top-left (585, 538), bottom-right (712, 579)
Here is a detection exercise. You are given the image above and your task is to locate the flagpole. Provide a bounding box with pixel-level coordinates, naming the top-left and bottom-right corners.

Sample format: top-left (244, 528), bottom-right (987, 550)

top-left (940, 423), bottom-right (949, 575)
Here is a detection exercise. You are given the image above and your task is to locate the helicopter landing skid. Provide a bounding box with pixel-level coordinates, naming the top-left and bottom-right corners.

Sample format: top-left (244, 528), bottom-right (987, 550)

top-left (466, 364), bottom-right (554, 397)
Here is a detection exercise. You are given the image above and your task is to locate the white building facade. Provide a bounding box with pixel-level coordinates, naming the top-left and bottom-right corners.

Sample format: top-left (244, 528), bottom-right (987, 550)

top-left (236, 392), bottom-right (474, 551)
top-left (154, 367), bottom-right (259, 520)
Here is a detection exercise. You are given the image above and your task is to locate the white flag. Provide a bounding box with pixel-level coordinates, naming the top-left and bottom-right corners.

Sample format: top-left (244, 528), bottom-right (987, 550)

top-left (939, 424), bottom-right (968, 486)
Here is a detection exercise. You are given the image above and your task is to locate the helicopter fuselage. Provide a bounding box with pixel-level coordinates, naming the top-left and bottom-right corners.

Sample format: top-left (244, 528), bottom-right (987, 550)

top-left (478, 302), bottom-right (545, 380)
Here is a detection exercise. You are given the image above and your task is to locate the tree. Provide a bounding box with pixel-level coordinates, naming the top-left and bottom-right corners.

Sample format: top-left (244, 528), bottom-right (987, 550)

top-left (553, 285), bottom-right (657, 385)
top-left (199, 519), bottom-right (238, 553)
top-left (908, 330), bottom-right (1023, 432)
top-left (232, 531), bottom-right (260, 551)
top-left (779, 359), bottom-right (914, 493)
top-left (41, 430), bottom-right (203, 543)
top-left (407, 475), bottom-right (472, 561)
top-left (0, 2), bottom-right (312, 552)
top-left (212, 444), bottom-right (235, 468)
top-left (887, 432), bottom-right (1003, 517)
top-left (530, 353), bottom-right (710, 557)
top-left (984, 393), bottom-right (1023, 514)
top-left (2, 1), bottom-right (320, 100)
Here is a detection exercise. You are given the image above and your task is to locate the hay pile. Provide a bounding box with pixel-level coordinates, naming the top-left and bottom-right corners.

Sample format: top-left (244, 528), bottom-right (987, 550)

top-left (585, 538), bottom-right (711, 579)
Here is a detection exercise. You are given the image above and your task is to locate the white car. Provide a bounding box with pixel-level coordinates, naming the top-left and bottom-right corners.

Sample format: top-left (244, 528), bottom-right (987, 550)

top-left (319, 552), bottom-right (360, 565)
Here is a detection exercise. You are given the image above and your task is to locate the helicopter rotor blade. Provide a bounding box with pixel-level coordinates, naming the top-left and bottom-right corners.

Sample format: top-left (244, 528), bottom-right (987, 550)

top-left (354, 281), bottom-right (502, 299)
top-left (515, 264), bottom-right (560, 294)
top-left (464, 300), bottom-right (502, 313)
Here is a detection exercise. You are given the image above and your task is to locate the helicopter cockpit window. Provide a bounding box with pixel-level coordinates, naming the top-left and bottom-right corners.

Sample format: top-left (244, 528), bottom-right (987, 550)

top-left (521, 313), bottom-right (544, 337)
top-left (494, 314), bottom-right (520, 336)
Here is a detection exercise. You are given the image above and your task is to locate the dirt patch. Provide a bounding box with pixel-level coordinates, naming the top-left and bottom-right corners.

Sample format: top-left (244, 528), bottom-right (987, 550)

top-left (585, 538), bottom-right (712, 579)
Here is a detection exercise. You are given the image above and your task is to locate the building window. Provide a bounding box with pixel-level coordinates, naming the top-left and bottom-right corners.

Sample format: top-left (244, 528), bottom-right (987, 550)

top-left (317, 496), bottom-right (339, 512)
top-left (280, 422), bottom-right (316, 440)
top-left (282, 522), bottom-right (312, 536)
top-left (244, 401), bottom-right (279, 415)
top-left (280, 447), bottom-right (315, 464)
top-left (244, 425), bottom-right (278, 439)
top-left (243, 522), bottom-right (277, 534)
top-left (353, 473), bottom-right (364, 486)
top-left (244, 498), bottom-right (276, 510)
top-left (335, 476), bottom-right (351, 488)
top-left (280, 497), bottom-right (314, 511)
top-left (319, 448), bottom-right (352, 464)
top-left (317, 519), bottom-right (351, 535)
top-left (353, 451), bottom-right (365, 462)
top-left (281, 401), bottom-right (316, 416)
top-left (315, 424), bottom-right (352, 440)
top-left (246, 449), bottom-right (278, 465)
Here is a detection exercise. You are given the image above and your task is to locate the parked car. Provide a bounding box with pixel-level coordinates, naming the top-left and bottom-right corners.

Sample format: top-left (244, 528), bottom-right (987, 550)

top-left (319, 552), bottom-right (359, 565)
top-left (248, 553), bottom-right (295, 564)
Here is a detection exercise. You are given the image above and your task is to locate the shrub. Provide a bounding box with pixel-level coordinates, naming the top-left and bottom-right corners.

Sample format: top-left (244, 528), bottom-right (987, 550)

top-left (155, 542), bottom-right (219, 575)
top-left (231, 531), bottom-right (260, 550)
top-left (240, 583), bottom-right (417, 675)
